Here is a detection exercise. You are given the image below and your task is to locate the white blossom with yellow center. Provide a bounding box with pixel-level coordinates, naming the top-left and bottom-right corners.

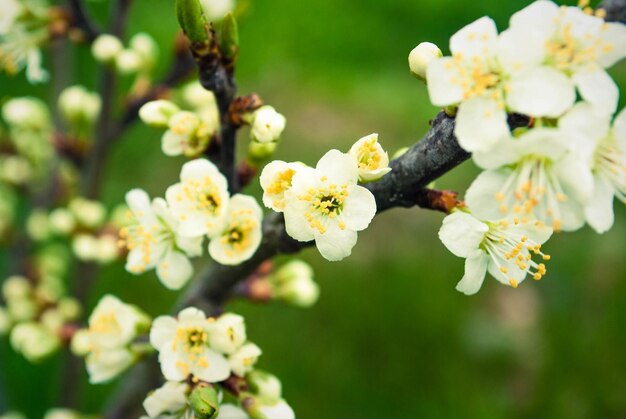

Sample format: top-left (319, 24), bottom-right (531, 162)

top-left (260, 160), bottom-right (305, 212)
top-left (348, 133), bottom-right (391, 182)
top-left (207, 312), bottom-right (247, 355)
top-left (283, 150), bottom-right (376, 261)
top-left (161, 111), bottom-right (212, 157)
top-left (465, 126), bottom-right (593, 232)
top-left (82, 295), bottom-right (150, 383)
top-left (121, 189), bottom-right (203, 290)
top-left (150, 307), bottom-right (231, 383)
top-left (208, 194), bottom-right (263, 266)
top-left (166, 159), bottom-right (230, 238)
top-left (426, 15), bottom-right (575, 153)
top-left (499, 1), bottom-right (626, 115)
top-left (439, 211), bottom-right (553, 295)
top-left (229, 342), bottom-right (262, 377)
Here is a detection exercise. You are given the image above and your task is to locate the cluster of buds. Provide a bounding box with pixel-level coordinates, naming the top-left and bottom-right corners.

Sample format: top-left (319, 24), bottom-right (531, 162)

top-left (58, 85), bottom-right (102, 138)
top-left (141, 308), bottom-right (294, 418)
top-left (1, 274), bottom-right (81, 362)
top-left (91, 32), bottom-right (159, 76)
top-left (139, 82), bottom-right (220, 157)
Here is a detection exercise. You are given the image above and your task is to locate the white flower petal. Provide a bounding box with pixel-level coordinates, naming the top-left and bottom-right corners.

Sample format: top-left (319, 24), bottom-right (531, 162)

top-left (314, 227), bottom-right (358, 262)
top-left (161, 131), bottom-right (186, 156)
top-left (149, 316), bottom-right (179, 350)
top-left (506, 66), bottom-right (575, 118)
top-left (509, 0), bottom-right (559, 35)
top-left (455, 250), bottom-right (489, 295)
top-left (454, 97), bottom-right (510, 153)
top-left (554, 152), bottom-right (595, 205)
top-left (126, 189), bottom-right (158, 225)
top-left (156, 250), bottom-right (194, 290)
top-left (218, 404), bottom-right (248, 419)
top-left (315, 149), bottom-right (358, 185)
top-left (158, 345), bottom-right (188, 382)
top-left (450, 16), bottom-right (498, 57)
top-left (559, 102), bottom-right (612, 157)
top-left (573, 66), bottom-right (619, 115)
top-left (585, 174), bottom-right (615, 234)
top-left (596, 22), bottom-right (626, 68)
top-left (143, 382), bottom-right (188, 418)
top-left (438, 212), bottom-right (488, 258)
top-left (283, 198), bottom-right (315, 242)
top-left (341, 185), bottom-right (376, 231)
top-left (497, 28), bottom-right (546, 74)
top-left (193, 348), bottom-right (231, 382)
top-left (178, 307), bottom-right (207, 323)
top-left (614, 108), bottom-right (626, 150)
top-left (465, 169), bottom-right (511, 222)
top-left (426, 57), bottom-right (465, 106)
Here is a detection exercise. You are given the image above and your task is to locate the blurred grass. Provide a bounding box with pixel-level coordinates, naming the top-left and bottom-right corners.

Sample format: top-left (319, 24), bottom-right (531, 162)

top-left (1, 0), bottom-right (626, 418)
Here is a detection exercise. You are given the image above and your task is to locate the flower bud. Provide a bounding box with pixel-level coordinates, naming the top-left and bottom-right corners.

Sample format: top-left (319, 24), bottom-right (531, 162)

top-left (0, 306), bottom-right (12, 335)
top-left (181, 83), bottom-right (216, 110)
top-left (271, 260), bottom-right (319, 307)
top-left (40, 308), bottom-right (65, 334)
top-left (177, 0), bottom-right (210, 46)
top-left (72, 235), bottom-right (98, 261)
top-left (68, 197), bottom-right (106, 228)
top-left (36, 244), bottom-right (70, 277)
top-left (95, 235), bottom-right (120, 264)
top-left (7, 298), bottom-right (37, 322)
top-left (0, 155), bottom-right (32, 184)
top-left (57, 297), bottom-right (81, 321)
top-left (219, 12), bottom-right (239, 60)
top-left (11, 322), bottom-right (60, 362)
top-left (2, 275), bottom-right (31, 300)
top-left (189, 384), bottom-right (219, 419)
top-left (247, 370), bottom-right (282, 399)
top-left (26, 208), bottom-right (51, 242)
top-left (58, 86), bottom-right (102, 126)
top-left (248, 141), bottom-right (278, 161)
top-left (199, 0), bottom-right (234, 21)
top-left (130, 33), bottom-right (159, 68)
top-left (49, 208), bottom-right (76, 236)
top-left (408, 42), bottom-right (442, 80)
top-left (92, 34), bottom-right (123, 63)
top-left (35, 275), bottom-right (66, 303)
top-left (70, 329), bottom-right (91, 356)
top-left (250, 106), bottom-right (286, 143)
top-left (2, 97), bottom-right (50, 129)
top-left (244, 396), bottom-right (295, 419)
top-left (116, 49), bottom-right (143, 74)
top-left (139, 100), bottom-right (180, 128)
top-left (43, 408), bottom-right (80, 419)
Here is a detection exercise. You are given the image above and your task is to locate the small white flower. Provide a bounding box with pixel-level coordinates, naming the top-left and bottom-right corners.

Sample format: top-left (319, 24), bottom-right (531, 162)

top-left (207, 313), bottom-right (247, 355)
top-left (82, 295), bottom-right (150, 383)
top-left (116, 49), bottom-right (143, 74)
top-left (426, 15), bottom-right (573, 153)
top-left (250, 106), bottom-right (286, 144)
top-left (408, 42), bottom-right (442, 79)
top-left (143, 381), bottom-right (189, 418)
top-left (139, 100), bottom-right (180, 128)
top-left (209, 194), bottom-right (263, 266)
top-left (121, 189), bottom-right (203, 290)
top-left (0, 27), bottom-right (49, 83)
top-left (283, 150), bottom-right (376, 261)
top-left (10, 322), bottom-right (60, 362)
top-left (161, 111), bottom-right (214, 157)
top-left (130, 32), bottom-right (159, 68)
top-left (166, 159), bottom-right (230, 238)
top-left (150, 307), bottom-right (231, 383)
top-left (229, 342), bottom-right (262, 377)
top-left (466, 127), bottom-right (593, 232)
top-left (500, 0), bottom-right (626, 115)
top-left (260, 161), bottom-right (305, 212)
top-left (218, 404), bottom-right (249, 419)
top-left (58, 85), bottom-right (101, 125)
top-left (249, 398), bottom-right (295, 419)
top-left (439, 211), bottom-right (552, 295)
top-left (2, 97), bottom-right (50, 129)
top-left (348, 133), bottom-right (391, 182)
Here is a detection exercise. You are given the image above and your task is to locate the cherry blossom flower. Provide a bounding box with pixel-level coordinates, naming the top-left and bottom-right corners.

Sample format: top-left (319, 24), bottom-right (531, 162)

top-left (348, 133), bottom-right (391, 182)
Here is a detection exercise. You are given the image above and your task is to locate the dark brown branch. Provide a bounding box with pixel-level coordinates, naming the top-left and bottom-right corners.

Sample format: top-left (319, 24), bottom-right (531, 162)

top-left (67, 0), bottom-right (101, 42)
top-left (600, 0), bottom-right (626, 22)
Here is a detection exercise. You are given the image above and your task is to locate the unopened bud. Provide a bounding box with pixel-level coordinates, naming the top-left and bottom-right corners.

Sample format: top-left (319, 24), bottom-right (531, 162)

top-left (26, 208), bottom-right (51, 242)
top-left (2, 275), bottom-right (31, 300)
top-left (181, 82), bottom-right (216, 110)
top-left (43, 408), bottom-right (80, 419)
top-left (11, 322), bottom-right (60, 362)
top-left (245, 396), bottom-right (295, 419)
top-left (2, 97), bottom-right (50, 129)
top-left (139, 100), bottom-right (180, 128)
top-left (7, 297), bottom-right (37, 322)
top-left (271, 260), bottom-right (319, 307)
top-left (177, 0), bottom-right (210, 46)
top-left (247, 370), bottom-right (282, 399)
top-left (189, 384), bottom-right (220, 418)
top-left (0, 155), bottom-right (32, 184)
top-left (57, 297), bottom-right (82, 321)
top-left (70, 329), bottom-right (91, 356)
top-left (92, 34), bottom-right (123, 63)
top-left (129, 33), bottom-right (159, 68)
top-left (116, 49), bottom-right (143, 74)
top-left (68, 197), bottom-right (106, 228)
top-left (408, 42), bottom-right (442, 80)
top-left (58, 86), bottom-right (102, 126)
top-left (40, 309), bottom-right (65, 334)
top-left (250, 106), bottom-right (286, 143)
top-left (248, 141), bottom-right (278, 161)
top-left (95, 235), bottom-right (120, 264)
top-left (49, 208), bottom-right (76, 235)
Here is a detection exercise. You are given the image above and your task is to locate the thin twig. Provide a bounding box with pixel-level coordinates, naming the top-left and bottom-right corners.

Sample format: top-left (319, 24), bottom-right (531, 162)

top-left (67, 0), bottom-right (101, 42)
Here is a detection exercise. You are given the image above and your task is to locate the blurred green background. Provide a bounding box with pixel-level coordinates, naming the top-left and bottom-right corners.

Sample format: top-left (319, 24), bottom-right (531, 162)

top-left (2, 0), bottom-right (626, 417)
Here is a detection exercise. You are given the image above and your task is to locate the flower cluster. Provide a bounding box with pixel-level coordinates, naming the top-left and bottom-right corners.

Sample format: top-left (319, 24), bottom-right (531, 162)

top-left (71, 295), bottom-right (151, 383)
top-left (416, 0), bottom-right (626, 294)
top-left (120, 159), bottom-right (263, 289)
top-left (143, 307), bottom-right (294, 418)
top-left (260, 134), bottom-right (389, 261)
top-left (139, 83), bottom-right (220, 157)
top-left (92, 32), bottom-right (158, 76)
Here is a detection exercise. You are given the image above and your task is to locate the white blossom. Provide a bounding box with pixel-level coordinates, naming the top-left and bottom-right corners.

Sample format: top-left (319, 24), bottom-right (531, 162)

top-left (439, 211), bottom-right (552, 295)
top-left (426, 15), bottom-right (574, 153)
top-left (250, 106), bottom-right (286, 144)
top-left (260, 161), bottom-right (305, 212)
top-left (150, 307), bottom-right (231, 383)
top-left (500, 0), bottom-right (626, 115)
top-left (229, 343), bottom-right (262, 377)
top-left (466, 126), bottom-right (593, 232)
top-left (348, 133), bottom-right (391, 182)
top-left (139, 100), bottom-right (180, 128)
top-left (283, 150), bottom-right (376, 261)
top-left (166, 159), bottom-right (230, 238)
top-left (207, 312), bottom-right (247, 355)
top-left (91, 34), bottom-right (123, 63)
top-left (121, 189), bottom-right (203, 290)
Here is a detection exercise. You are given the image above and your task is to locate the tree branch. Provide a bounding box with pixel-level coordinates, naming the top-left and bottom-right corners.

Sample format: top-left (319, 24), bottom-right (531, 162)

top-left (67, 0), bottom-right (101, 42)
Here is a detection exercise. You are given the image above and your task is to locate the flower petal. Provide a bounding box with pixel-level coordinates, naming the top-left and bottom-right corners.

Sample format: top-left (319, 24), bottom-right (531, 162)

top-left (426, 57), bottom-right (464, 106)
top-left (454, 97), bottom-right (510, 153)
top-left (315, 149), bottom-right (358, 185)
top-left (465, 169), bottom-right (511, 222)
top-left (585, 174), bottom-right (615, 234)
top-left (438, 212), bottom-right (488, 258)
top-left (455, 250), bottom-right (489, 295)
top-left (506, 66), bottom-right (575, 118)
top-left (193, 348), bottom-right (231, 383)
top-left (573, 66), bottom-right (619, 115)
top-left (314, 227), bottom-right (358, 261)
top-left (450, 16), bottom-right (498, 57)
top-left (161, 131), bottom-right (186, 156)
top-left (342, 185), bottom-right (376, 231)
top-left (156, 249), bottom-right (193, 290)
top-left (149, 316), bottom-right (178, 350)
